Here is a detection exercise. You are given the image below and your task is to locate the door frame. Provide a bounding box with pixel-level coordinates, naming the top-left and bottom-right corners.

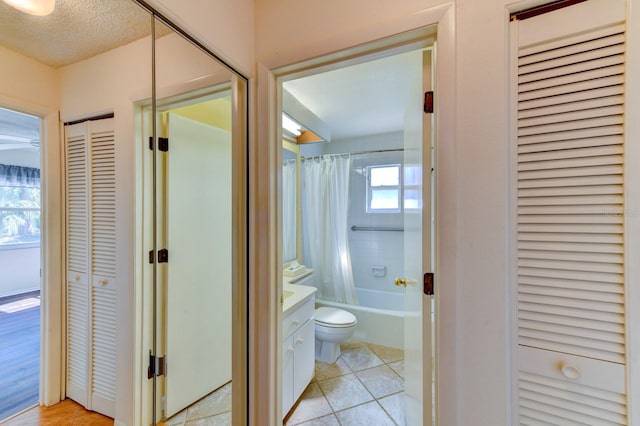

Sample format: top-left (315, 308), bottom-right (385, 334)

top-left (0, 95), bottom-right (64, 408)
top-left (157, 88), bottom-right (235, 419)
top-left (137, 77), bottom-right (249, 425)
top-left (252, 3), bottom-right (456, 424)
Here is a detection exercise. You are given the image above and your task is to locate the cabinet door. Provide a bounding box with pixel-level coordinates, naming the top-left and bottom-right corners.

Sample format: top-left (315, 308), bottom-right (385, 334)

top-left (293, 320), bottom-right (315, 399)
top-left (282, 335), bottom-right (295, 416)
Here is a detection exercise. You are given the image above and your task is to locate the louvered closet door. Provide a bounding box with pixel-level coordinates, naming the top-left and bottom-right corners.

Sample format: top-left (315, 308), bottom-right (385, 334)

top-left (512, 0), bottom-right (628, 424)
top-left (65, 118), bottom-right (116, 418)
top-left (65, 123), bottom-right (90, 408)
top-left (88, 118), bottom-right (116, 416)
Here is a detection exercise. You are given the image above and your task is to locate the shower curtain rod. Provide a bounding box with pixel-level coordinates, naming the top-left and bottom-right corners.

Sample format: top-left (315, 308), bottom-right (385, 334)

top-left (300, 148), bottom-right (404, 161)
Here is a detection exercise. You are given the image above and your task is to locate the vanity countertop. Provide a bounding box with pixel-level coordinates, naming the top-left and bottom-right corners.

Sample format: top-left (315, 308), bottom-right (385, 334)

top-left (282, 282), bottom-right (317, 314)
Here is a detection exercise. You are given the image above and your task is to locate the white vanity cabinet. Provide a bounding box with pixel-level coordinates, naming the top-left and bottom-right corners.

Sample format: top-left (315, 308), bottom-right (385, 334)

top-left (282, 296), bottom-right (315, 417)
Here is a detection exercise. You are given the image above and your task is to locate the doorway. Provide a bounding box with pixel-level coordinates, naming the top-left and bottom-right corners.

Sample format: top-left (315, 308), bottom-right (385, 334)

top-left (0, 106), bottom-right (42, 421)
top-left (141, 85), bottom-right (239, 425)
top-left (277, 38), bottom-right (435, 425)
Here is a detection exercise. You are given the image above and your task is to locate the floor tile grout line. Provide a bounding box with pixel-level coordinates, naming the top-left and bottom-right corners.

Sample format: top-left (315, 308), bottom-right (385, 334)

top-left (348, 343), bottom-right (402, 424)
top-left (351, 362), bottom-right (399, 421)
top-left (331, 399), bottom-right (397, 425)
top-left (376, 398), bottom-right (400, 426)
top-left (317, 371), bottom-right (375, 414)
top-left (318, 358), bottom-right (404, 425)
top-left (353, 359), bottom-right (404, 379)
top-left (287, 379), bottom-right (335, 426)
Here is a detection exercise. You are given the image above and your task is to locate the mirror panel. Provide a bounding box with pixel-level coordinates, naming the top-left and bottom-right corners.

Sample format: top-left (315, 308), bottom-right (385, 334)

top-left (152, 17), bottom-right (235, 424)
top-left (0, 0), bottom-right (154, 423)
top-left (0, 3), bottom-right (248, 425)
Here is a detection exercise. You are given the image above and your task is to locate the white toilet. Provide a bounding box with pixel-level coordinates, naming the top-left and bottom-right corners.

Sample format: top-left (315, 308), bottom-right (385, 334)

top-left (314, 307), bottom-right (357, 363)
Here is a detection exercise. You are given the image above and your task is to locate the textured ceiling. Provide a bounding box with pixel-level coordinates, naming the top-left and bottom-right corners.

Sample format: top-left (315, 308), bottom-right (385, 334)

top-left (0, 0), bottom-right (156, 68)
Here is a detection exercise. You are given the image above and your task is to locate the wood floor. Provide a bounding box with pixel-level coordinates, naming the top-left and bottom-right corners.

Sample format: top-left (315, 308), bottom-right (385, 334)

top-left (0, 292), bottom-right (112, 425)
top-left (0, 291), bottom-right (40, 421)
top-left (0, 399), bottom-right (113, 426)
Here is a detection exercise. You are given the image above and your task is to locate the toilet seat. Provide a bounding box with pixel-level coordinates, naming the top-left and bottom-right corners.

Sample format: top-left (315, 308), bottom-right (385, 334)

top-left (315, 307), bottom-right (357, 328)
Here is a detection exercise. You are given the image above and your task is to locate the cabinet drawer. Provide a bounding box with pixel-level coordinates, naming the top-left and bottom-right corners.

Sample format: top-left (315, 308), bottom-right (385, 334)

top-left (283, 298), bottom-right (314, 339)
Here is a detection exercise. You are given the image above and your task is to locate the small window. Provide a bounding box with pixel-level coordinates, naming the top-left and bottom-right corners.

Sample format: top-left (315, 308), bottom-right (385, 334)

top-left (367, 165), bottom-right (400, 213)
top-left (366, 163), bottom-right (422, 213)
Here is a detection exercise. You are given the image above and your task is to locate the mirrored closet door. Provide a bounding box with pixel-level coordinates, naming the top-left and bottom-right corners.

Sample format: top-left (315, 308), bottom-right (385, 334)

top-left (146, 10), bottom-right (248, 426)
top-left (0, 1), bottom-right (247, 424)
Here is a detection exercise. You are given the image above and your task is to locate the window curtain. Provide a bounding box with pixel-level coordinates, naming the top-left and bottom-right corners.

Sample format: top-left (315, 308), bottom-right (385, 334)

top-left (303, 155), bottom-right (358, 304)
top-left (0, 164), bottom-right (40, 187)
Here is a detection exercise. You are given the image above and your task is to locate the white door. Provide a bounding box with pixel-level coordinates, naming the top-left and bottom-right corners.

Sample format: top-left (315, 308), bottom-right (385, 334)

top-left (65, 118), bottom-right (117, 418)
top-left (163, 112), bottom-right (232, 417)
top-left (402, 48), bottom-right (433, 426)
top-left (511, 0), bottom-right (629, 423)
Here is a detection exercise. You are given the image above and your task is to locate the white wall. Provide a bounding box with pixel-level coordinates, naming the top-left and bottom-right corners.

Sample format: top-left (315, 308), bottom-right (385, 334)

top-left (0, 44), bottom-right (59, 110)
top-left (0, 247), bottom-right (40, 298)
top-left (255, 0), bottom-right (510, 424)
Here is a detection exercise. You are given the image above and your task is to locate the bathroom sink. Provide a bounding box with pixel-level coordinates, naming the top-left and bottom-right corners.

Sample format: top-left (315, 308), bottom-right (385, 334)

top-left (282, 283), bottom-right (317, 314)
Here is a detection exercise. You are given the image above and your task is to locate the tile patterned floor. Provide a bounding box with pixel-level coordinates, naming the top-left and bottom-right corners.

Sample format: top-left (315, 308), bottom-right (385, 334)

top-left (162, 340), bottom-right (405, 426)
top-left (285, 340), bottom-right (405, 426)
top-left (161, 382), bottom-right (232, 426)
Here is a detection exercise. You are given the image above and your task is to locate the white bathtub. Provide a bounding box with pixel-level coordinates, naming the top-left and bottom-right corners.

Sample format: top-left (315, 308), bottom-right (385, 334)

top-left (315, 287), bottom-right (404, 350)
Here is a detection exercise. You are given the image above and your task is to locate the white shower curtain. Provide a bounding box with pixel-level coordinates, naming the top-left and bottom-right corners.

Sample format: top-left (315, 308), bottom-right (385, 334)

top-left (303, 155), bottom-right (358, 304)
top-left (282, 160), bottom-right (297, 261)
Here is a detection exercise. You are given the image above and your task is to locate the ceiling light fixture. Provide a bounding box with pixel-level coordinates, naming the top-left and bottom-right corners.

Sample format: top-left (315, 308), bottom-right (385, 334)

top-left (282, 113), bottom-right (302, 137)
top-left (2, 0), bottom-right (55, 16)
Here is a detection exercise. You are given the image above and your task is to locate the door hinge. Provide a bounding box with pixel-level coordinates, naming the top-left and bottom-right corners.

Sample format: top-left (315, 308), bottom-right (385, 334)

top-left (159, 137), bottom-right (169, 152)
top-left (149, 250), bottom-right (155, 264)
top-left (158, 248), bottom-right (169, 263)
top-left (424, 272), bottom-right (434, 295)
top-left (424, 91), bottom-right (434, 114)
top-left (148, 351), bottom-right (166, 378)
top-left (149, 137), bottom-right (169, 151)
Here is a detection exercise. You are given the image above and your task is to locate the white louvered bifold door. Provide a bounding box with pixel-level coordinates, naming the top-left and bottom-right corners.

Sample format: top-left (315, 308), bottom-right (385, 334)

top-left (65, 123), bottom-right (90, 408)
top-left (89, 118), bottom-right (117, 417)
top-left (65, 117), bottom-right (116, 418)
top-left (512, 0), bottom-right (628, 424)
